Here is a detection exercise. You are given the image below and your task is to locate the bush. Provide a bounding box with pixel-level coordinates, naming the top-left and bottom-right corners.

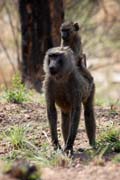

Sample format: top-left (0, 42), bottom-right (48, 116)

top-left (5, 73), bottom-right (28, 103)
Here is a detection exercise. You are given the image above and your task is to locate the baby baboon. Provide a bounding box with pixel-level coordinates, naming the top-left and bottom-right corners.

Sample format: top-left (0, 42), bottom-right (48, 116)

top-left (43, 47), bottom-right (96, 155)
top-left (60, 22), bottom-right (83, 58)
top-left (60, 21), bottom-right (93, 83)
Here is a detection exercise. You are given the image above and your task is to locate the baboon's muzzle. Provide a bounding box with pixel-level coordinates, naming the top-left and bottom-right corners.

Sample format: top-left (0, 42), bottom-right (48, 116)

top-left (49, 66), bottom-right (58, 75)
top-left (61, 31), bottom-right (70, 41)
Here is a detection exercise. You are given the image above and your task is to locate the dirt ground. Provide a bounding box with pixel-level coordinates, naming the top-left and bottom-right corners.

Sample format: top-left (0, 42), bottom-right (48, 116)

top-left (0, 102), bottom-right (120, 180)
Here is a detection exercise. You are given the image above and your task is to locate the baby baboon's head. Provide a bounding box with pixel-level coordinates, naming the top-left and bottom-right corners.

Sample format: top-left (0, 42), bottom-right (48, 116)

top-left (44, 47), bottom-right (75, 80)
top-left (60, 21), bottom-right (80, 42)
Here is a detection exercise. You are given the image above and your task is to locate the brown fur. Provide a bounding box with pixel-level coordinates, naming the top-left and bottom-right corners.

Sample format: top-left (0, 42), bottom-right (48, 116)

top-left (60, 21), bottom-right (93, 83)
top-left (43, 47), bottom-right (96, 155)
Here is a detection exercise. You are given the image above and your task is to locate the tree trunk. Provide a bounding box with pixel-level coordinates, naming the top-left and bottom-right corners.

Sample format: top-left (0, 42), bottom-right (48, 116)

top-left (19, 0), bottom-right (64, 92)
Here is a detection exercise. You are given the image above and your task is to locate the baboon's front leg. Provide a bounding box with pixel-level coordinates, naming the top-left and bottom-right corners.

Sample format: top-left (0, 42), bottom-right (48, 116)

top-left (64, 103), bottom-right (81, 155)
top-left (61, 112), bottom-right (70, 144)
top-left (47, 105), bottom-right (61, 150)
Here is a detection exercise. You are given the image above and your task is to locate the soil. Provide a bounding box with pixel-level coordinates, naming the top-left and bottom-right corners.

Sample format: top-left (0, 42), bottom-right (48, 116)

top-left (0, 102), bottom-right (120, 180)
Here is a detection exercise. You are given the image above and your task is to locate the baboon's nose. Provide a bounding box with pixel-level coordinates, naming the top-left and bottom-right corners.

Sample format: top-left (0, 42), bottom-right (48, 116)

top-left (49, 67), bottom-right (57, 75)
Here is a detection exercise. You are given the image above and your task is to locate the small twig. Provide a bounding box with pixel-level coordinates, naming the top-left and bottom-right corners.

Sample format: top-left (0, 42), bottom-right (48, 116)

top-left (99, 0), bottom-right (108, 17)
top-left (24, 140), bottom-right (39, 152)
top-left (5, 2), bottom-right (21, 66)
top-left (0, 1), bottom-right (5, 13)
top-left (0, 67), bottom-right (8, 88)
top-left (60, 39), bottom-right (64, 50)
top-left (0, 37), bottom-right (16, 72)
top-left (42, 130), bottom-right (51, 144)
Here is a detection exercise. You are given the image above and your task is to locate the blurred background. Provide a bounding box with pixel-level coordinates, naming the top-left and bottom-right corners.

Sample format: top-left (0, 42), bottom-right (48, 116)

top-left (0, 0), bottom-right (120, 103)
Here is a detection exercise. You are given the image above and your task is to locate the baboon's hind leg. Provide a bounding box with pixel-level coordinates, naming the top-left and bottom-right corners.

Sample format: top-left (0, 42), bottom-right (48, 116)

top-left (83, 84), bottom-right (96, 146)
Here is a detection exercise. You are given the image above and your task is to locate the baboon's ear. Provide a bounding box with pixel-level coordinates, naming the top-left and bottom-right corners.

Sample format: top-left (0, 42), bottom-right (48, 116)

top-left (74, 23), bottom-right (80, 31)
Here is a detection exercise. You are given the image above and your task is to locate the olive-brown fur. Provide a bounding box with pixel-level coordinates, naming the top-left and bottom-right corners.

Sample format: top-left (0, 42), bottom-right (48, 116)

top-left (43, 47), bottom-right (96, 155)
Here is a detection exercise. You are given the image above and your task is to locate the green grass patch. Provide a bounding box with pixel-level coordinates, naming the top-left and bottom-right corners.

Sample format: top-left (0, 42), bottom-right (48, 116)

top-left (1, 125), bottom-right (71, 168)
top-left (3, 125), bottom-right (27, 149)
top-left (4, 73), bottom-right (29, 103)
top-left (96, 127), bottom-right (120, 156)
top-left (0, 73), bottom-right (45, 104)
top-left (82, 127), bottom-right (120, 165)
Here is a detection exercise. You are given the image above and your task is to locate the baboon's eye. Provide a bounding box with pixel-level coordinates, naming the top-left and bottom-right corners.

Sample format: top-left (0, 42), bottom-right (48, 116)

top-left (58, 58), bottom-right (63, 66)
top-left (48, 58), bottom-right (50, 65)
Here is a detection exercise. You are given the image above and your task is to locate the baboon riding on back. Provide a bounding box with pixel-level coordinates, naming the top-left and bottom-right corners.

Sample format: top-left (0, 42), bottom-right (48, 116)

top-left (60, 21), bottom-right (93, 83)
top-left (43, 46), bottom-right (96, 156)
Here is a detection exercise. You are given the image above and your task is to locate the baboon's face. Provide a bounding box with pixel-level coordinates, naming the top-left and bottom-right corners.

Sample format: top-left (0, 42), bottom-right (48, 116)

top-left (44, 47), bottom-right (75, 80)
top-left (60, 26), bottom-right (72, 41)
top-left (60, 22), bottom-right (79, 41)
top-left (48, 53), bottom-right (64, 76)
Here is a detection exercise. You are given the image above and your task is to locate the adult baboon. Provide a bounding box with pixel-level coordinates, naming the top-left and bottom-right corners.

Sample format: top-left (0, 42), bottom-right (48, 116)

top-left (60, 21), bottom-right (93, 82)
top-left (43, 47), bottom-right (96, 155)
